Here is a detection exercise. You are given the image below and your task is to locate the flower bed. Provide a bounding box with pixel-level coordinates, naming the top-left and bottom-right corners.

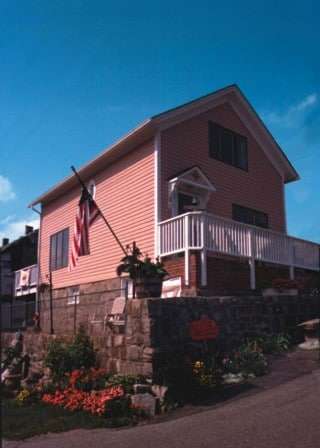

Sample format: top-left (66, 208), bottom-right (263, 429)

top-left (42, 385), bottom-right (124, 416)
top-left (40, 368), bottom-right (133, 417)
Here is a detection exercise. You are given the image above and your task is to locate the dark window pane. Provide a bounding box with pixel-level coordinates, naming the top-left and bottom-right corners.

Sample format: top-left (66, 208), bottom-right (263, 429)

top-left (50, 228), bottom-right (69, 271)
top-left (209, 122), bottom-right (221, 159)
top-left (221, 129), bottom-right (234, 164)
top-left (56, 231), bottom-right (63, 269)
top-left (178, 193), bottom-right (196, 215)
top-left (232, 204), bottom-right (268, 229)
top-left (50, 235), bottom-right (57, 270)
top-left (235, 135), bottom-right (248, 170)
top-left (209, 122), bottom-right (248, 171)
top-left (254, 212), bottom-right (268, 228)
top-left (62, 229), bottom-right (69, 267)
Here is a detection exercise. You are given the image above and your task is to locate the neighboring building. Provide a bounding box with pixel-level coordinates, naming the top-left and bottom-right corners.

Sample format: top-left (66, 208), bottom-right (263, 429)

top-left (30, 85), bottom-right (319, 303)
top-left (0, 226), bottom-right (38, 329)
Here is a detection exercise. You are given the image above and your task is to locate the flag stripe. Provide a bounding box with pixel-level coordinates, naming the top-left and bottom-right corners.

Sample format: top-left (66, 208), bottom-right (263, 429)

top-left (69, 189), bottom-right (100, 271)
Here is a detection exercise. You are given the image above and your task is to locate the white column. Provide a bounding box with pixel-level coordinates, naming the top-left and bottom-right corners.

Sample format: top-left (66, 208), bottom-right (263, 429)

top-left (154, 132), bottom-right (161, 257)
top-left (200, 214), bottom-right (207, 287)
top-left (289, 241), bottom-right (295, 280)
top-left (248, 229), bottom-right (256, 290)
top-left (184, 214), bottom-right (190, 287)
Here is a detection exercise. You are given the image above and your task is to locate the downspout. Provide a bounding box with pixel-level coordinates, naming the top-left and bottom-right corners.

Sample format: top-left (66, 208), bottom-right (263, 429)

top-left (154, 131), bottom-right (161, 258)
top-left (30, 205), bottom-right (41, 314)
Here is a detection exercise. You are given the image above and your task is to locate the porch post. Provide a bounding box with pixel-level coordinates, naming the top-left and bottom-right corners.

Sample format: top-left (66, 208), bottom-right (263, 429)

top-left (248, 229), bottom-right (256, 290)
top-left (200, 214), bottom-right (207, 287)
top-left (289, 241), bottom-right (295, 280)
top-left (184, 214), bottom-right (190, 287)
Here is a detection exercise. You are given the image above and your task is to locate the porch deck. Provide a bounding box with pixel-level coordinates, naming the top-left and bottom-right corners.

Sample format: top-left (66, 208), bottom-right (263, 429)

top-left (158, 212), bottom-right (319, 289)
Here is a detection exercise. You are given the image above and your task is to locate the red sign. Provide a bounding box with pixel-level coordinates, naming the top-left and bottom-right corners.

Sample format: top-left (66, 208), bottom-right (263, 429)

top-left (190, 317), bottom-right (219, 341)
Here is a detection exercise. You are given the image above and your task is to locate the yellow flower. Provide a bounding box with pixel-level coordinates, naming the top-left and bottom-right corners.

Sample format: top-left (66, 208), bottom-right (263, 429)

top-left (194, 361), bottom-right (204, 369)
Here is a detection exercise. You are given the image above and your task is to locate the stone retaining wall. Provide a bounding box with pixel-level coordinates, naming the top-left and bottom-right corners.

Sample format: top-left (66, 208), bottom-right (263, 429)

top-left (2, 295), bottom-right (319, 379)
top-left (39, 278), bottom-right (123, 334)
top-left (147, 295), bottom-right (320, 355)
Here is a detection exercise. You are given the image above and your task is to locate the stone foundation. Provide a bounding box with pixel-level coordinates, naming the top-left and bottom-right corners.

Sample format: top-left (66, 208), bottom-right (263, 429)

top-left (39, 278), bottom-right (123, 334)
top-left (2, 294), bottom-right (319, 378)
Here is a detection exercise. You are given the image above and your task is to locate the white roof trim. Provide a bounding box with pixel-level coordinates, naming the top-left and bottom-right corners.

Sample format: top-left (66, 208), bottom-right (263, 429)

top-left (29, 85), bottom-right (299, 207)
top-left (154, 87), bottom-right (298, 183)
top-left (169, 166), bottom-right (216, 192)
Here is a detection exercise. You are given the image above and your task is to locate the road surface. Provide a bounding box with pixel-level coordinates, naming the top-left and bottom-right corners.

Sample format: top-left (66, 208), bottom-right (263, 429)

top-left (4, 369), bottom-right (320, 448)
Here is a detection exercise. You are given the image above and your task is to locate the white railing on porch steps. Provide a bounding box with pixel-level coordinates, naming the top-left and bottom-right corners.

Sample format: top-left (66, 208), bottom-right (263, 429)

top-left (158, 212), bottom-right (320, 274)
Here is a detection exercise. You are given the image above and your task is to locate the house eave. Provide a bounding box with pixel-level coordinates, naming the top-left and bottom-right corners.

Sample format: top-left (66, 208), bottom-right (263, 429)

top-left (28, 119), bottom-right (154, 207)
top-left (153, 85), bottom-right (299, 184)
top-left (29, 84), bottom-right (300, 207)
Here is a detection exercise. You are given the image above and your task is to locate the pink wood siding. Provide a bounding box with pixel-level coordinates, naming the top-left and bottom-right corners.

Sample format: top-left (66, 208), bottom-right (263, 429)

top-left (40, 140), bottom-right (155, 289)
top-left (160, 102), bottom-right (286, 232)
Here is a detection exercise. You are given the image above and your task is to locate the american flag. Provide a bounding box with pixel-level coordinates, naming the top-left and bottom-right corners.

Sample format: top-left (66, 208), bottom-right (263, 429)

top-left (69, 188), bottom-right (100, 270)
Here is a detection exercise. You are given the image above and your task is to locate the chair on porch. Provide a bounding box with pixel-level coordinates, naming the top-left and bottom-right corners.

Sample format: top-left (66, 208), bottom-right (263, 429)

top-left (106, 297), bottom-right (126, 327)
top-left (88, 297), bottom-right (126, 331)
top-left (161, 277), bottom-right (182, 298)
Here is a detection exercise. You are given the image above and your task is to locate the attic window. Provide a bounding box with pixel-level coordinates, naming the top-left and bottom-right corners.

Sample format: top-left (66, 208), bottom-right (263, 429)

top-left (209, 122), bottom-right (248, 171)
top-left (87, 180), bottom-right (96, 199)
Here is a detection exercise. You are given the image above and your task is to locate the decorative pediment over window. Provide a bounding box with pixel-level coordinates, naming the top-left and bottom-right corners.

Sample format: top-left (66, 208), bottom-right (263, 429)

top-left (168, 166), bottom-right (216, 215)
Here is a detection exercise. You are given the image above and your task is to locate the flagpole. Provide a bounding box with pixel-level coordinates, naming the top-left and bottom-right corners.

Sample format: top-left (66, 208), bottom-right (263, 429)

top-left (70, 166), bottom-right (127, 256)
top-left (49, 258), bottom-right (54, 335)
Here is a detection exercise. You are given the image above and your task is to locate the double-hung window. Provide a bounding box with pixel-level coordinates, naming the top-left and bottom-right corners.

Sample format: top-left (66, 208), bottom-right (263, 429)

top-left (209, 121), bottom-right (248, 170)
top-left (50, 228), bottom-right (69, 270)
top-left (232, 204), bottom-right (269, 229)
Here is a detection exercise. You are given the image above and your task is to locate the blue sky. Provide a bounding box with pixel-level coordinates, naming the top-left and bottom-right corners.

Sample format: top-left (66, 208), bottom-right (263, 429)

top-left (0, 0), bottom-right (319, 243)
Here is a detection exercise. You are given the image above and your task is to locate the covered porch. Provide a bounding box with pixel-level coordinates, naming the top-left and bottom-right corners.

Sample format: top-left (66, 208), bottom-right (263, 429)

top-left (158, 211), bottom-right (320, 292)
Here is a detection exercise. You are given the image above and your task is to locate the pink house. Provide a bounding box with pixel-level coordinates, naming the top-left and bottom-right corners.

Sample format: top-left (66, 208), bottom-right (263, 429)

top-left (29, 84), bottom-right (319, 301)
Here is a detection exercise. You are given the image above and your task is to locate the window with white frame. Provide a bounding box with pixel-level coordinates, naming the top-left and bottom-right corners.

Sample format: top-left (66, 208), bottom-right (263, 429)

top-left (87, 179), bottom-right (96, 199)
top-left (67, 286), bottom-right (80, 305)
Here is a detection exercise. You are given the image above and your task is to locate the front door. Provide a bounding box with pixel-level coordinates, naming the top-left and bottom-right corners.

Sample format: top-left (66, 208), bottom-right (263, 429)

top-left (177, 192), bottom-right (199, 215)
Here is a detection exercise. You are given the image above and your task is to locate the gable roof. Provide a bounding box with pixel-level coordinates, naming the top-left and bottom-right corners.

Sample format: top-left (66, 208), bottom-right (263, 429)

top-left (168, 166), bottom-right (216, 192)
top-left (29, 84), bottom-right (299, 207)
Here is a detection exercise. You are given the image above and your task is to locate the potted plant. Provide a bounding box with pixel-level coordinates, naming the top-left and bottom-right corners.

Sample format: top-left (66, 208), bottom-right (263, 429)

top-left (116, 242), bottom-right (168, 298)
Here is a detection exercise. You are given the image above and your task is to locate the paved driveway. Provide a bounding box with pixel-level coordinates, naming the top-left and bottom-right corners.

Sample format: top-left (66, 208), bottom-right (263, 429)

top-left (4, 368), bottom-right (320, 448)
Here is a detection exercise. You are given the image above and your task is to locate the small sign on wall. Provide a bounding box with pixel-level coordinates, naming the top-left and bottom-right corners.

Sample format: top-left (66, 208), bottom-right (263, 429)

top-left (189, 315), bottom-right (219, 341)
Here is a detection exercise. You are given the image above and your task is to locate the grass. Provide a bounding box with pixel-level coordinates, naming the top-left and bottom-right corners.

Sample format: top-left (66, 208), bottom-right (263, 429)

top-left (2, 399), bottom-right (131, 441)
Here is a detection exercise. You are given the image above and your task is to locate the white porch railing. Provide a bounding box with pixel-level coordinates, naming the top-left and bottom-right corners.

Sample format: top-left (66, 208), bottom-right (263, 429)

top-left (14, 264), bottom-right (38, 297)
top-left (158, 212), bottom-right (320, 288)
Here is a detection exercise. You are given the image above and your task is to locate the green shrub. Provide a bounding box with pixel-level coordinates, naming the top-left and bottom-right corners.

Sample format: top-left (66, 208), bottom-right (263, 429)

top-left (105, 396), bottom-right (131, 419)
top-left (15, 388), bottom-right (39, 406)
top-left (237, 345), bottom-right (268, 377)
top-left (1, 346), bottom-right (21, 372)
top-left (223, 340), bottom-right (268, 376)
top-left (154, 351), bottom-right (223, 405)
top-left (68, 326), bottom-right (96, 370)
top-left (44, 340), bottom-right (73, 383)
top-left (256, 334), bottom-right (291, 354)
top-left (192, 358), bottom-right (223, 393)
top-left (223, 343), bottom-right (268, 378)
top-left (105, 374), bottom-right (146, 394)
top-left (44, 326), bottom-right (96, 383)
